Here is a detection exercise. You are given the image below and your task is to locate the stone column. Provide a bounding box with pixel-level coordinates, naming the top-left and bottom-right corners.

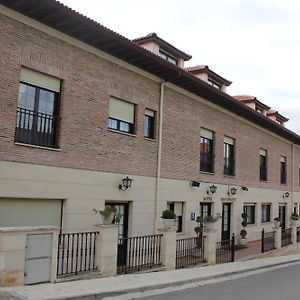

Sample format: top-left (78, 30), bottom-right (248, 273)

top-left (204, 229), bottom-right (217, 264)
top-left (291, 225), bottom-right (297, 244)
top-left (274, 227), bottom-right (282, 249)
top-left (94, 224), bottom-right (118, 277)
top-left (157, 228), bottom-right (176, 270)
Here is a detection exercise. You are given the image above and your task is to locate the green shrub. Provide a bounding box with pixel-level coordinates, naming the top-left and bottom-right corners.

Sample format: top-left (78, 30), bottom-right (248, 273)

top-left (161, 209), bottom-right (176, 219)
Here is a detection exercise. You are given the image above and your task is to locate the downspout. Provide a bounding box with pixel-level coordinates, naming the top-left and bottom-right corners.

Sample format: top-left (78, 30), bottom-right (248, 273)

top-left (154, 81), bottom-right (165, 232)
top-left (291, 143), bottom-right (295, 211)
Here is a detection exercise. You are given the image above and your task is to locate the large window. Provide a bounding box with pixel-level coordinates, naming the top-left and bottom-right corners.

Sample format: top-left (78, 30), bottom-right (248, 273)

top-left (167, 202), bottom-right (183, 233)
top-left (243, 204), bottom-right (255, 225)
top-left (15, 68), bottom-right (60, 148)
top-left (224, 137), bottom-right (235, 176)
top-left (108, 97), bottom-right (135, 134)
top-left (144, 109), bottom-right (155, 139)
top-left (259, 149), bottom-right (268, 181)
top-left (261, 204), bottom-right (271, 223)
top-left (280, 156), bottom-right (287, 184)
top-left (200, 128), bottom-right (214, 173)
top-left (159, 50), bottom-right (178, 65)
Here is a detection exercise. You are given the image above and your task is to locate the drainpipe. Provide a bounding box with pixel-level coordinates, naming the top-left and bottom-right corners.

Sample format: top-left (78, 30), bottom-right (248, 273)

top-left (154, 81), bottom-right (165, 233)
top-left (291, 143), bottom-right (295, 212)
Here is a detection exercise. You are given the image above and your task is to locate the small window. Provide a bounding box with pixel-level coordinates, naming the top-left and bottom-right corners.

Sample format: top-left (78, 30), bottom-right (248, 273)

top-left (159, 50), bottom-right (178, 65)
top-left (280, 156), bottom-right (287, 184)
top-left (167, 202), bottom-right (183, 233)
top-left (224, 136), bottom-right (235, 176)
top-left (200, 128), bottom-right (214, 173)
top-left (144, 109), bottom-right (155, 139)
top-left (259, 149), bottom-right (268, 181)
top-left (207, 79), bottom-right (221, 90)
top-left (15, 68), bottom-right (61, 148)
top-left (108, 97), bottom-right (134, 134)
top-left (243, 204), bottom-right (255, 224)
top-left (298, 163), bottom-right (300, 186)
top-left (261, 204), bottom-right (271, 223)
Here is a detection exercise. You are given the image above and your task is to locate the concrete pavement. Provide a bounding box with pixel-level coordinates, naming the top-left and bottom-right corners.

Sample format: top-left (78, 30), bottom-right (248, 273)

top-left (1, 254), bottom-right (300, 300)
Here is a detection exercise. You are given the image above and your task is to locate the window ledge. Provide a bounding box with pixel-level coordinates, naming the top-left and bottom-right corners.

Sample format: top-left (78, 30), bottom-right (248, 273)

top-left (246, 223), bottom-right (256, 227)
top-left (261, 221), bottom-right (272, 225)
top-left (223, 174), bottom-right (236, 178)
top-left (14, 142), bottom-right (61, 152)
top-left (144, 137), bottom-right (156, 142)
top-left (260, 180), bottom-right (268, 183)
top-left (200, 171), bottom-right (215, 175)
top-left (108, 128), bottom-right (137, 138)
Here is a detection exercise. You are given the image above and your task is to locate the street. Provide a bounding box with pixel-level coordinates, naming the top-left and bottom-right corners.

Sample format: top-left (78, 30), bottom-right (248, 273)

top-left (121, 263), bottom-right (300, 300)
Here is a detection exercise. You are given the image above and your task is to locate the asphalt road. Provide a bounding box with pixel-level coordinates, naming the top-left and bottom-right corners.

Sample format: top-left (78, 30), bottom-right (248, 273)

top-left (136, 264), bottom-right (300, 300)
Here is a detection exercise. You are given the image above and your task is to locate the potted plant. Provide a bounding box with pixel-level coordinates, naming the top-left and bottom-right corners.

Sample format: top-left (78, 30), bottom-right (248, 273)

top-left (196, 214), bottom-right (221, 232)
top-left (240, 212), bottom-right (248, 247)
top-left (291, 213), bottom-right (299, 226)
top-left (161, 209), bottom-right (176, 229)
top-left (93, 206), bottom-right (116, 224)
top-left (274, 217), bottom-right (281, 228)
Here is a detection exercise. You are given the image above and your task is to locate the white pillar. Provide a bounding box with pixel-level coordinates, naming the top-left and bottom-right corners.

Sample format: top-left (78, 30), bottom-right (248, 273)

top-left (274, 227), bottom-right (282, 249)
top-left (291, 225), bottom-right (297, 244)
top-left (94, 224), bottom-right (118, 277)
top-left (204, 229), bottom-right (217, 264)
top-left (158, 228), bottom-right (176, 270)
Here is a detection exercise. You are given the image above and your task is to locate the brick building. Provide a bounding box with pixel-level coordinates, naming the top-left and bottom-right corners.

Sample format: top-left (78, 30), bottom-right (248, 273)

top-left (1, 0), bottom-right (300, 243)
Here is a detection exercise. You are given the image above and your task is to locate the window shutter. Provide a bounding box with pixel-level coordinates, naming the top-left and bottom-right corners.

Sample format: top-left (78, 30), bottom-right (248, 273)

top-left (280, 156), bottom-right (286, 163)
top-left (260, 149), bottom-right (266, 156)
top-left (145, 109), bottom-right (155, 117)
top-left (20, 68), bottom-right (61, 92)
top-left (174, 202), bottom-right (183, 216)
top-left (224, 136), bottom-right (234, 145)
top-left (201, 128), bottom-right (213, 140)
top-left (109, 97), bottom-right (134, 123)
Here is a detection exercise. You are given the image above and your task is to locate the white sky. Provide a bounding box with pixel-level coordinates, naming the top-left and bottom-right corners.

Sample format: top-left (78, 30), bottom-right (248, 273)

top-left (59, 0), bottom-right (300, 134)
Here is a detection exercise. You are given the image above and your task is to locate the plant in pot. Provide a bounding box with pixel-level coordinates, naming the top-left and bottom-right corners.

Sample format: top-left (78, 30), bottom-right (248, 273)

top-left (291, 213), bottom-right (299, 226)
top-left (93, 206), bottom-right (116, 224)
top-left (196, 214), bottom-right (221, 232)
top-left (240, 212), bottom-right (248, 247)
top-left (273, 217), bottom-right (281, 228)
top-left (161, 209), bottom-right (176, 229)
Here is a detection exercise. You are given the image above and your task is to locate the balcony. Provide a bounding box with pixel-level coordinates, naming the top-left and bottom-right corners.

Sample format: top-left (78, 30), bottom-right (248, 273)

top-left (15, 107), bottom-right (59, 148)
top-left (200, 153), bottom-right (214, 173)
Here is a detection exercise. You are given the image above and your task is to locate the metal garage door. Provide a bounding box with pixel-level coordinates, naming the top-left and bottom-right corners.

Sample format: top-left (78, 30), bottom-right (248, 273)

top-left (0, 198), bottom-right (62, 227)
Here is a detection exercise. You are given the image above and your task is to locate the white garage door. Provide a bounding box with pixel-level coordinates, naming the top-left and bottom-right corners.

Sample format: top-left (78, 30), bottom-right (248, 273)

top-left (0, 198), bottom-right (62, 227)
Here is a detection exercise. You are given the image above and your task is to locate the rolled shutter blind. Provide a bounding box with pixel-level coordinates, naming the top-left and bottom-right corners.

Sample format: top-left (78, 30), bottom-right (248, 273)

top-left (260, 149), bottom-right (266, 156)
top-left (280, 156), bottom-right (286, 162)
top-left (174, 202), bottom-right (183, 216)
top-left (145, 109), bottom-right (155, 117)
top-left (20, 67), bottom-right (61, 92)
top-left (224, 136), bottom-right (234, 145)
top-left (109, 97), bottom-right (134, 123)
top-left (201, 128), bottom-right (213, 140)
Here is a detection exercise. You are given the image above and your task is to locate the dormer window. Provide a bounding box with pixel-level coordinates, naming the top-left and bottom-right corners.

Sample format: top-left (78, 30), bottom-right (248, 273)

top-left (207, 79), bottom-right (221, 90)
top-left (255, 106), bottom-right (263, 114)
top-left (159, 50), bottom-right (178, 65)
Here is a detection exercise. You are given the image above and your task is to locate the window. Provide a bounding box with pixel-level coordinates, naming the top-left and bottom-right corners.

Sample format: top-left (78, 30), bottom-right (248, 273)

top-left (167, 202), bottom-right (183, 233)
top-left (298, 163), bottom-right (300, 186)
top-left (108, 97), bottom-right (134, 134)
top-left (224, 137), bottom-right (235, 176)
top-left (159, 50), bottom-right (178, 65)
top-left (200, 129), bottom-right (214, 173)
top-left (261, 204), bottom-right (271, 223)
top-left (255, 106), bottom-right (263, 114)
top-left (243, 204), bottom-right (255, 224)
top-left (15, 68), bottom-right (60, 148)
top-left (259, 149), bottom-right (268, 181)
top-left (280, 156), bottom-right (287, 184)
top-left (144, 109), bottom-right (155, 139)
top-left (207, 79), bottom-right (221, 90)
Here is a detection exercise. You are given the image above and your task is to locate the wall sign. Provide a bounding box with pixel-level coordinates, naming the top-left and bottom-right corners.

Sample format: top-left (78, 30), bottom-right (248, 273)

top-left (191, 212), bottom-right (196, 221)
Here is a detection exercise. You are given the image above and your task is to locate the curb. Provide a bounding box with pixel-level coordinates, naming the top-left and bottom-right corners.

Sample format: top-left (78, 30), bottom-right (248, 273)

top-left (37, 258), bottom-right (300, 300)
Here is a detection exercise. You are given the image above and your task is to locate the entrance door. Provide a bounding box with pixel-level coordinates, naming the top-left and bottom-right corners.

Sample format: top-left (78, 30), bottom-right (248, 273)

top-left (106, 203), bottom-right (129, 266)
top-left (279, 205), bottom-right (286, 229)
top-left (222, 203), bottom-right (231, 241)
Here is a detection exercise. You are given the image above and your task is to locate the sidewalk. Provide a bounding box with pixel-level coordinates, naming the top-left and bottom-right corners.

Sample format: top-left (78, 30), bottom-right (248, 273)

top-left (1, 254), bottom-right (300, 300)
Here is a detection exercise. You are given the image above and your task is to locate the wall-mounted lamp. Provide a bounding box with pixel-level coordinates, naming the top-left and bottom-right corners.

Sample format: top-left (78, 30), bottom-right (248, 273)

top-left (283, 191), bottom-right (290, 198)
top-left (207, 184), bottom-right (217, 195)
top-left (228, 186), bottom-right (237, 196)
top-left (241, 186), bottom-right (248, 191)
top-left (119, 176), bottom-right (133, 191)
top-left (190, 180), bottom-right (200, 188)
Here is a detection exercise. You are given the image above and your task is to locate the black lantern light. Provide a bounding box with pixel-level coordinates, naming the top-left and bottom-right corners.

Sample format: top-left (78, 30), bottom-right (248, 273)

top-left (229, 187), bottom-right (237, 196)
top-left (284, 191), bottom-right (290, 198)
top-left (207, 184), bottom-right (217, 195)
top-left (119, 176), bottom-right (133, 191)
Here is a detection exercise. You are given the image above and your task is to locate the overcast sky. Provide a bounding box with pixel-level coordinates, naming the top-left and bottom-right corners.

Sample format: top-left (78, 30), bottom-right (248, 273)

top-left (60, 0), bottom-right (300, 134)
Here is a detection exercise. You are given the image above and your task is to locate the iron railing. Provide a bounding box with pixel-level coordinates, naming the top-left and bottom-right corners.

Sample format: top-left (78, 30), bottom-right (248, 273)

top-left (297, 227), bottom-right (300, 243)
top-left (57, 232), bottom-right (98, 276)
top-left (15, 107), bottom-right (59, 148)
top-left (216, 234), bottom-right (235, 264)
top-left (224, 158), bottom-right (235, 176)
top-left (261, 229), bottom-right (275, 253)
top-left (200, 153), bottom-right (214, 173)
top-left (281, 228), bottom-right (292, 247)
top-left (176, 236), bottom-right (205, 269)
top-left (260, 167), bottom-right (268, 181)
top-left (117, 234), bottom-right (162, 274)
